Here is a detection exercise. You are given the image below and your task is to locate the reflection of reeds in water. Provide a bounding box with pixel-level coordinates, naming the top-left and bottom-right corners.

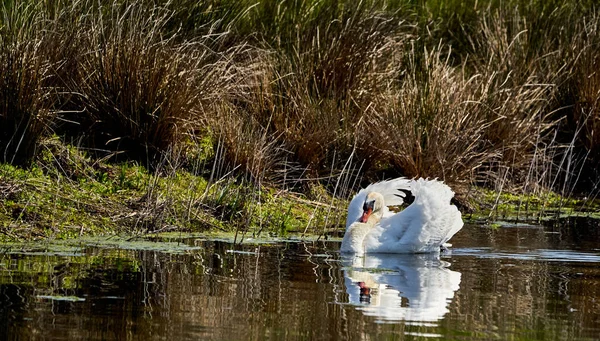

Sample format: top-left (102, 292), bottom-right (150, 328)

top-left (447, 225), bottom-right (600, 339)
top-left (447, 256), bottom-right (585, 338)
top-left (2, 239), bottom-right (599, 339)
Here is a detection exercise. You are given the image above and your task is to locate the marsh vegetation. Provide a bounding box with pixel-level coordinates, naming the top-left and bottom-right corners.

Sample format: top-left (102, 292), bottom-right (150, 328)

top-left (0, 0), bottom-right (599, 239)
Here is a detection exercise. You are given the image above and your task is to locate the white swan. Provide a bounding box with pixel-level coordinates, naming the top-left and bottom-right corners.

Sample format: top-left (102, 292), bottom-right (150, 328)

top-left (341, 177), bottom-right (463, 254)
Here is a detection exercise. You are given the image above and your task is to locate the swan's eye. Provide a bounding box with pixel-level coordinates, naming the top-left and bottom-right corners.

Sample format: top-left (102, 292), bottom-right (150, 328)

top-left (363, 200), bottom-right (374, 211)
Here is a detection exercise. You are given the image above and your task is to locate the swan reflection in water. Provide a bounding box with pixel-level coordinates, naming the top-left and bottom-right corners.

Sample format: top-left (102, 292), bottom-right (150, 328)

top-left (341, 253), bottom-right (461, 323)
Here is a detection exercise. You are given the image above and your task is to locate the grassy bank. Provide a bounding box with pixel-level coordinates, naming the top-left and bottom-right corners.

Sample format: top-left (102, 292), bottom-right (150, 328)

top-left (0, 137), bottom-right (347, 240)
top-left (1, 1), bottom-right (600, 239)
top-left (0, 137), bottom-right (596, 241)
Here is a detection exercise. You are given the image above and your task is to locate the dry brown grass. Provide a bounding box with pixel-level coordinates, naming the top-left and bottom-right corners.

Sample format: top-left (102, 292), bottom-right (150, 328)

top-left (67, 4), bottom-right (201, 165)
top-left (1, 0), bottom-right (599, 200)
top-left (0, 2), bottom-right (57, 165)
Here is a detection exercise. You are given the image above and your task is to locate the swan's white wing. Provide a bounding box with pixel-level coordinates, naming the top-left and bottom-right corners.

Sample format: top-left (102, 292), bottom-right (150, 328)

top-left (371, 179), bottom-right (463, 253)
top-left (345, 177), bottom-right (412, 229)
top-left (369, 204), bottom-right (421, 252)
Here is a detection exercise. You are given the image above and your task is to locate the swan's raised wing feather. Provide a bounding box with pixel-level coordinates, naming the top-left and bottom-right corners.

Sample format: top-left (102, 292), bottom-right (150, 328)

top-left (376, 179), bottom-right (463, 252)
top-left (346, 177), bottom-right (411, 229)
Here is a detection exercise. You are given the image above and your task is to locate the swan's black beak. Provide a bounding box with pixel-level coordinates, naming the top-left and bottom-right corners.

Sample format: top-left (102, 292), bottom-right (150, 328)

top-left (360, 200), bottom-right (374, 223)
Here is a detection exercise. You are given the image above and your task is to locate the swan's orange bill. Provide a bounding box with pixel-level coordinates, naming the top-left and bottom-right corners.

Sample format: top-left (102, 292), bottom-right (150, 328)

top-left (360, 208), bottom-right (373, 223)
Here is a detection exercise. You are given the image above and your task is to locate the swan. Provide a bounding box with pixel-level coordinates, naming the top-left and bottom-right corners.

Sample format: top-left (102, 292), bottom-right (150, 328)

top-left (341, 177), bottom-right (463, 254)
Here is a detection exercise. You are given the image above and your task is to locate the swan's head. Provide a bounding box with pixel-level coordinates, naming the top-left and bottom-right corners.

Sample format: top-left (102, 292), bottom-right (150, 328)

top-left (359, 192), bottom-right (385, 224)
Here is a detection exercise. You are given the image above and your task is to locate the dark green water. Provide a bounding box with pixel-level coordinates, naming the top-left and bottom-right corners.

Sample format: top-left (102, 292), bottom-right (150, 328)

top-left (1, 221), bottom-right (599, 340)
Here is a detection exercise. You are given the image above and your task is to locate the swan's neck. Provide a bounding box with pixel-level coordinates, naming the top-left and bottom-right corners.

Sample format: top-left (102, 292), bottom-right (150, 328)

top-left (366, 210), bottom-right (383, 225)
top-left (341, 222), bottom-right (375, 254)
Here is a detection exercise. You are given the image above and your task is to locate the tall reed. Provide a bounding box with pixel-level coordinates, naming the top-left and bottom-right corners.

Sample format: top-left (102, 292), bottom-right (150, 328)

top-left (0, 2), bottom-right (56, 165)
top-left (64, 3), bottom-right (198, 166)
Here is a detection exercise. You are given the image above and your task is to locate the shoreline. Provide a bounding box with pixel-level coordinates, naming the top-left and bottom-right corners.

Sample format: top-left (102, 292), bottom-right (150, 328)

top-left (1, 139), bottom-right (597, 243)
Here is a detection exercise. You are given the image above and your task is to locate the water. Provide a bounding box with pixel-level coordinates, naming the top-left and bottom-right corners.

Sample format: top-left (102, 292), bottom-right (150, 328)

top-left (1, 221), bottom-right (600, 340)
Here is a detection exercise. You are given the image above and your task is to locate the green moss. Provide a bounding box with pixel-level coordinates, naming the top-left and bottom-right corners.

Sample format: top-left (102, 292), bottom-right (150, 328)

top-left (0, 139), bottom-right (337, 242)
top-left (464, 187), bottom-right (599, 223)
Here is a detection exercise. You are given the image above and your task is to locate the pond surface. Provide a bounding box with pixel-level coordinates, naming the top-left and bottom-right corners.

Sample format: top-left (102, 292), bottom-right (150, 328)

top-left (1, 221), bottom-right (600, 340)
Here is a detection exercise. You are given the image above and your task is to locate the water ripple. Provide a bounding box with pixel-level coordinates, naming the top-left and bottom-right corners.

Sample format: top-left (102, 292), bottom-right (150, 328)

top-left (454, 248), bottom-right (600, 263)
